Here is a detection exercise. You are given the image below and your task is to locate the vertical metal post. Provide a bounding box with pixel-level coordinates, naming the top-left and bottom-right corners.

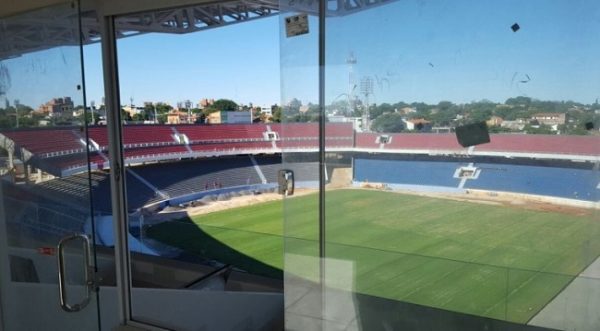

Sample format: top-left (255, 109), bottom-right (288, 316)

top-left (77, 0), bottom-right (102, 326)
top-left (318, 0), bottom-right (327, 325)
top-left (99, 15), bottom-right (132, 325)
top-left (0, 185), bottom-right (8, 331)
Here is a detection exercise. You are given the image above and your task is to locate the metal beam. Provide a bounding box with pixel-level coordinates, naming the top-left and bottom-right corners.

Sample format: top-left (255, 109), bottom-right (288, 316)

top-left (100, 14), bottom-right (131, 326)
top-left (1, 0), bottom-right (397, 60)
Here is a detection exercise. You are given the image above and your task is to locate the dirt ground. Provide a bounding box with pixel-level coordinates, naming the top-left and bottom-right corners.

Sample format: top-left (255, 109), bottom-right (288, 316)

top-left (150, 184), bottom-right (595, 223)
top-left (359, 184), bottom-right (595, 217)
top-left (184, 189), bottom-right (316, 217)
top-left (148, 189), bottom-right (315, 222)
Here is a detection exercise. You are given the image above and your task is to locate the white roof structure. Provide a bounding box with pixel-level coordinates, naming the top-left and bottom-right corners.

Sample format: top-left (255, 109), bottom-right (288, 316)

top-left (1, 0), bottom-right (394, 60)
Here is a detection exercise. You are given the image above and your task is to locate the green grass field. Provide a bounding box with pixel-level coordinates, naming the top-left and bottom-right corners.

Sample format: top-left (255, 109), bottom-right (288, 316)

top-left (147, 189), bottom-right (600, 323)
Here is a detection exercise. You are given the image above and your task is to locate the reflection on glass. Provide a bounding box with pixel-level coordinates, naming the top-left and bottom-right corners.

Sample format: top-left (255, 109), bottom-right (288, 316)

top-left (317, 1), bottom-right (600, 330)
top-left (112, 4), bottom-right (285, 329)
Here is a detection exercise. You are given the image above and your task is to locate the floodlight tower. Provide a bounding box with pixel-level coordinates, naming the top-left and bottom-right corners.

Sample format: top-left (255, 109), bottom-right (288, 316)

top-left (360, 77), bottom-right (374, 131)
top-left (346, 52), bottom-right (357, 114)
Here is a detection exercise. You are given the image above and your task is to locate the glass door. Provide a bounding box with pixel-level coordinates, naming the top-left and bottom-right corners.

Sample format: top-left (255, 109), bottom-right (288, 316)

top-left (0, 2), bottom-right (103, 330)
top-left (106, 2), bottom-right (285, 329)
top-left (282, 0), bottom-right (600, 330)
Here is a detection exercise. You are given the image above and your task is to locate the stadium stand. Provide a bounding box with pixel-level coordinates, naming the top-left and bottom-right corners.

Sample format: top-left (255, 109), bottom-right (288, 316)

top-left (89, 125), bottom-right (177, 149)
top-left (354, 159), bottom-right (463, 188)
top-left (28, 170), bottom-right (159, 213)
top-left (463, 163), bottom-right (599, 201)
top-left (355, 133), bottom-right (381, 149)
top-left (375, 133), bottom-right (465, 152)
top-left (475, 134), bottom-right (600, 156)
top-left (1, 124), bottom-right (599, 205)
top-left (31, 152), bottom-right (104, 175)
top-left (354, 132), bottom-right (600, 158)
top-left (271, 123), bottom-right (354, 149)
top-left (87, 126), bottom-right (110, 149)
top-left (176, 124), bottom-right (266, 142)
top-left (271, 123), bottom-right (353, 138)
top-left (1, 127), bottom-right (84, 157)
top-left (4, 126), bottom-right (600, 176)
top-left (353, 157), bottom-right (599, 202)
top-left (255, 155), bottom-right (319, 183)
top-left (270, 123), bottom-right (319, 138)
top-left (190, 141), bottom-right (273, 153)
top-left (277, 140), bottom-right (318, 149)
top-left (130, 156), bottom-right (263, 199)
top-left (122, 125), bottom-right (177, 147)
top-left (14, 154), bottom-right (323, 216)
top-left (125, 145), bottom-right (188, 159)
top-left (2, 180), bottom-right (89, 237)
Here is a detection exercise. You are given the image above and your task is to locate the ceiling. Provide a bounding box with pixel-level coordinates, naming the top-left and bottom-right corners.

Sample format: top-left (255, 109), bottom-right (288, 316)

top-left (1, 0), bottom-right (67, 19)
top-left (1, 0), bottom-right (393, 59)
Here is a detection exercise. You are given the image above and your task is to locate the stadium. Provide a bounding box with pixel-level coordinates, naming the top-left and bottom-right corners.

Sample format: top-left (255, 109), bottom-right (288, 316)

top-left (1, 0), bottom-right (600, 330)
top-left (0, 122), bottom-right (598, 330)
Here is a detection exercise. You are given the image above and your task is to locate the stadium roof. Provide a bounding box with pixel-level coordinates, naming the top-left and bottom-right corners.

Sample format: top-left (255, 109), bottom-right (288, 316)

top-left (1, 0), bottom-right (394, 60)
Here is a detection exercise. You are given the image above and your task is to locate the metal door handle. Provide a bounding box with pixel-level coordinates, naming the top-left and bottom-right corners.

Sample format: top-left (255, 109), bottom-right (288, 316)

top-left (57, 234), bottom-right (96, 312)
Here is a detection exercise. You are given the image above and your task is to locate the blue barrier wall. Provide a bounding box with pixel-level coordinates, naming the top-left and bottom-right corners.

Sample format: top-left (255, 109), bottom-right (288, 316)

top-left (354, 159), bottom-right (464, 188)
top-left (354, 158), bottom-right (599, 202)
top-left (464, 163), bottom-right (599, 201)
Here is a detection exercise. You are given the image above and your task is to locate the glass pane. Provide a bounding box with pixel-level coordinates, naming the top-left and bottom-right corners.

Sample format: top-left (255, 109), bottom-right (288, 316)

top-left (113, 3), bottom-right (284, 329)
top-left (279, 3), bottom-right (324, 330)
top-left (282, 0), bottom-right (600, 330)
top-left (0, 2), bottom-right (102, 330)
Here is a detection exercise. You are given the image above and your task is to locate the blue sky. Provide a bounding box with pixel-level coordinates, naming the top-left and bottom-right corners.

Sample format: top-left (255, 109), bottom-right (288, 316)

top-left (85, 14), bottom-right (281, 108)
top-left (319, 0), bottom-right (600, 105)
top-left (2, 0), bottom-right (600, 109)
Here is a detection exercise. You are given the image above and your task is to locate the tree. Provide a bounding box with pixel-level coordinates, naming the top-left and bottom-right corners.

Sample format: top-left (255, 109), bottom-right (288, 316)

top-left (202, 106), bottom-right (220, 115)
top-left (469, 108), bottom-right (493, 122)
top-left (154, 102), bottom-right (172, 114)
top-left (272, 106), bottom-right (282, 123)
top-left (437, 101), bottom-right (454, 111)
top-left (505, 96), bottom-right (532, 107)
top-left (370, 103), bottom-right (394, 120)
top-left (212, 99), bottom-right (238, 111)
top-left (287, 98), bottom-right (302, 112)
top-left (327, 99), bottom-right (351, 115)
top-left (132, 110), bottom-right (150, 122)
top-left (195, 113), bottom-right (206, 124)
top-left (83, 111), bottom-right (101, 125)
top-left (371, 113), bottom-right (405, 133)
top-left (121, 109), bottom-right (132, 121)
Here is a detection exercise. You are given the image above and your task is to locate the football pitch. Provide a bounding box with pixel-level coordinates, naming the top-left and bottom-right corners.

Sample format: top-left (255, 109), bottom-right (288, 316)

top-left (147, 189), bottom-right (600, 323)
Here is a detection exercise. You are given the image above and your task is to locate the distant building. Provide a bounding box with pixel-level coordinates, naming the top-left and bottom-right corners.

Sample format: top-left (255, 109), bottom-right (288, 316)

top-left (501, 119), bottom-right (526, 131)
top-left (399, 107), bottom-right (416, 115)
top-left (207, 111), bottom-right (252, 124)
top-left (486, 116), bottom-right (504, 127)
top-left (167, 110), bottom-right (196, 124)
top-left (198, 98), bottom-right (215, 109)
top-left (403, 118), bottom-right (432, 131)
top-left (123, 105), bottom-right (144, 117)
top-left (531, 113), bottom-right (566, 127)
top-left (37, 97), bottom-right (73, 116)
top-left (258, 106), bottom-right (273, 116)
